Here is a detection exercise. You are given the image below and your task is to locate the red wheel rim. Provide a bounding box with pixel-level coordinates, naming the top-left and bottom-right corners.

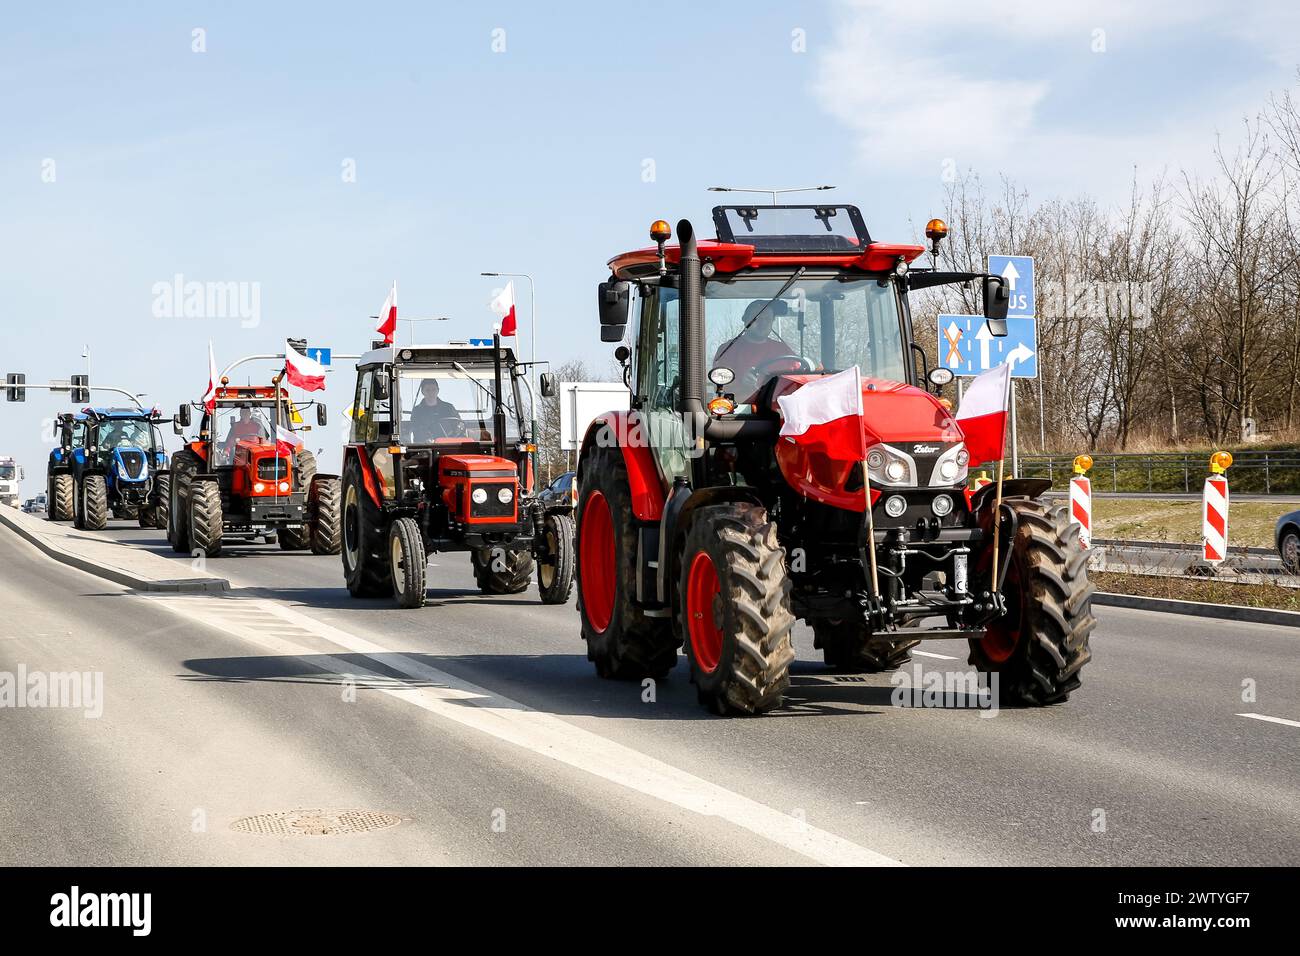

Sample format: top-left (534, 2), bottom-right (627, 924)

top-left (686, 551), bottom-right (723, 674)
top-left (579, 490), bottom-right (615, 633)
top-left (982, 562), bottom-right (1021, 663)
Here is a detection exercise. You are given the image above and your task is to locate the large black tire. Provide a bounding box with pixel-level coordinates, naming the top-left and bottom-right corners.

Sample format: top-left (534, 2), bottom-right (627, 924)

top-left (151, 474), bottom-right (170, 530)
top-left (472, 548), bottom-right (534, 594)
top-left (79, 475), bottom-right (109, 531)
top-left (537, 511), bottom-right (575, 604)
top-left (575, 444), bottom-right (678, 680)
top-left (678, 502), bottom-right (796, 715)
top-left (815, 620), bottom-right (918, 673)
top-left (48, 473), bottom-right (73, 522)
top-left (968, 499), bottom-right (1095, 705)
top-left (167, 450), bottom-right (202, 553)
top-left (278, 449), bottom-right (318, 550)
top-left (310, 476), bottom-right (342, 555)
top-left (389, 517), bottom-right (427, 609)
top-left (189, 480), bottom-right (224, 558)
top-left (341, 456), bottom-right (392, 597)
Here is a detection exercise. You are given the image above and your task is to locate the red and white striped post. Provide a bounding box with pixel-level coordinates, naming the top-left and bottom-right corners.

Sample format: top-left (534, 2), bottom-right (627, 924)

top-left (1202, 451), bottom-right (1233, 566)
top-left (1069, 454), bottom-right (1093, 548)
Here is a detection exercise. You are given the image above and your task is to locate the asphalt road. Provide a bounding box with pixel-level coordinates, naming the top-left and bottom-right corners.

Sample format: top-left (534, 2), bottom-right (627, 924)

top-left (2, 519), bottom-right (1298, 866)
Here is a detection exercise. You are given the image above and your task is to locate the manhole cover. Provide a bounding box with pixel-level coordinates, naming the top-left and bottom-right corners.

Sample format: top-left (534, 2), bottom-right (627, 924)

top-left (230, 809), bottom-right (404, 836)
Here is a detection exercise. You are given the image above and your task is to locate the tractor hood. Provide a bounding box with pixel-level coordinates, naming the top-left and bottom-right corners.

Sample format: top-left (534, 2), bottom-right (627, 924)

top-left (110, 446), bottom-right (152, 483)
top-left (768, 375), bottom-right (962, 445)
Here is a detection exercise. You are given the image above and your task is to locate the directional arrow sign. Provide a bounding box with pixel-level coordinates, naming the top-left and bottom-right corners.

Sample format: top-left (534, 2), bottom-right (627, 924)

top-left (937, 315), bottom-right (1038, 379)
top-left (304, 347), bottom-right (331, 366)
top-left (988, 254), bottom-right (1034, 318)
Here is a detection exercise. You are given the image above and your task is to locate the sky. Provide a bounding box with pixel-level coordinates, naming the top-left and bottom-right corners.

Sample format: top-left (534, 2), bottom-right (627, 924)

top-left (2, 0), bottom-right (1298, 489)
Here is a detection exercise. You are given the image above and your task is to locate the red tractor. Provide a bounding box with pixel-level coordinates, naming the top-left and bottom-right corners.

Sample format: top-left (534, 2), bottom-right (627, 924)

top-left (574, 205), bottom-right (1094, 714)
top-left (166, 380), bottom-right (341, 558)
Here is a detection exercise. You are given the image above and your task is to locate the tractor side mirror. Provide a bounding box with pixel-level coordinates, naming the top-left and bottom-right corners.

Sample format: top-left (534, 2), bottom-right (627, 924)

top-left (173, 421), bottom-right (185, 436)
top-left (177, 404), bottom-right (192, 427)
top-left (316, 404), bottom-right (328, 426)
top-left (598, 280), bottom-right (630, 343)
top-left (375, 370), bottom-right (391, 401)
top-left (539, 372), bottom-right (557, 398)
top-left (983, 275), bottom-right (1010, 335)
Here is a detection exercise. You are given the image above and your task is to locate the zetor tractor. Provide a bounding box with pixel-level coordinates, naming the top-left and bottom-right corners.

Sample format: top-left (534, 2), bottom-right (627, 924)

top-left (575, 205), bottom-right (1095, 714)
top-left (166, 381), bottom-right (341, 558)
top-left (46, 408), bottom-right (170, 529)
top-left (340, 337), bottom-right (575, 609)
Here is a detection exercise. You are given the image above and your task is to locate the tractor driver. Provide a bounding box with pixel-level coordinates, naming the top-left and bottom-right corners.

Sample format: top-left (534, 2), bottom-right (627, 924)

top-left (712, 299), bottom-right (800, 399)
top-left (220, 405), bottom-right (269, 463)
top-left (409, 379), bottom-right (466, 441)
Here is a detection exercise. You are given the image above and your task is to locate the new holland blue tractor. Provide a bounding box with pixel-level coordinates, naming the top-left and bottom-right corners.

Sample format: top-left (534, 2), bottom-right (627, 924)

top-left (48, 408), bottom-right (170, 529)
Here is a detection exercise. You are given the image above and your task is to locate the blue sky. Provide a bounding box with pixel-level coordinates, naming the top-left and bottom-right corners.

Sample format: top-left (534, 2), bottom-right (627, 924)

top-left (2, 0), bottom-right (1297, 487)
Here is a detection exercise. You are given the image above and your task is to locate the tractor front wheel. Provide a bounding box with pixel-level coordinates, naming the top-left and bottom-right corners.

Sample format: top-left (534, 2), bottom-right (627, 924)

top-left (189, 480), bottom-right (224, 558)
top-left (310, 476), bottom-right (342, 555)
top-left (678, 502), bottom-right (795, 715)
top-left (167, 450), bottom-right (201, 553)
top-left (48, 474), bottom-right (73, 522)
top-left (536, 512), bottom-right (575, 604)
top-left (969, 498), bottom-right (1095, 705)
top-left (472, 548), bottom-right (534, 594)
top-left (815, 620), bottom-right (918, 673)
top-left (388, 517), bottom-right (427, 609)
top-left (341, 457), bottom-right (392, 597)
top-left (79, 475), bottom-right (109, 531)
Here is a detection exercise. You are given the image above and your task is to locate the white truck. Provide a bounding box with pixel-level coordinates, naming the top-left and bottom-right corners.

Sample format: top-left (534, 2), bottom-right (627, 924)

top-left (0, 457), bottom-right (22, 508)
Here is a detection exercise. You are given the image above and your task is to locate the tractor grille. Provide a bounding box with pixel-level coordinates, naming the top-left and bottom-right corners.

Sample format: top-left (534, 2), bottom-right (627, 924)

top-left (119, 450), bottom-right (146, 479)
top-left (257, 457), bottom-right (292, 481)
top-left (470, 481), bottom-right (515, 518)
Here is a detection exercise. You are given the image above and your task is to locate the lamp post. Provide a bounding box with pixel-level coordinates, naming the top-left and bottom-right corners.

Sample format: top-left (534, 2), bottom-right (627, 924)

top-left (480, 271), bottom-right (536, 439)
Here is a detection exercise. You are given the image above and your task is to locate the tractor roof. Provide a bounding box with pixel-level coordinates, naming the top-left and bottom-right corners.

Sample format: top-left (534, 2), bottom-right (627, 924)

top-left (213, 385), bottom-right (286, 401)
top-left (75, 407), bottom-right (155, 421)
top-left (357, 342), bottom-right (518, 369)
top-left (609, 204), bottom-right (925, 280)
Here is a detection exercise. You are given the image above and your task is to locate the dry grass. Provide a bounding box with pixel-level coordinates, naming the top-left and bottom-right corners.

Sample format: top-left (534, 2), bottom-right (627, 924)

top-left (1091, 497), bottom-right (1284, 549)
top-left (1092, 571), bottom-right (1300, 612)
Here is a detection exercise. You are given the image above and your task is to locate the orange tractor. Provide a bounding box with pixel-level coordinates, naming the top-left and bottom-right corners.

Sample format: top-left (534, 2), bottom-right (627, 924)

top-left (166, 380), bottom-right (341, 557)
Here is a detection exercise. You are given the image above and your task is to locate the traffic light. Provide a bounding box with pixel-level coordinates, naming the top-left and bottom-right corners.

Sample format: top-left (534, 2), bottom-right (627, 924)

top-left (70, 374), bottom-right (89, 404)
top-left (5, 373), bottom-right (25, 402)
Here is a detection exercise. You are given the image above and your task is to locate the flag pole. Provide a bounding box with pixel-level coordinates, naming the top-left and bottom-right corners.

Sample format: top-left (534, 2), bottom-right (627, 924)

top-left (863, 465), bottom-right (880, 601)
top-left (989, 369), bottom-right (1011, 595)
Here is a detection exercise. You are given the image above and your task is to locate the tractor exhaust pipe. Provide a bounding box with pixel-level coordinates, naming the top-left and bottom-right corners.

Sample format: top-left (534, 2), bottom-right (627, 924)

top-left (677, 218), bottom-right (706, 419)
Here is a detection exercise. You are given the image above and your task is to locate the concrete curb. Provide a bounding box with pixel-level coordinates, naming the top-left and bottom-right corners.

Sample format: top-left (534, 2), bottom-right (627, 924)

top-left (1094, 591), bottom-right (1300, 628)
top-left (0, 507), bottom-right (229, 593)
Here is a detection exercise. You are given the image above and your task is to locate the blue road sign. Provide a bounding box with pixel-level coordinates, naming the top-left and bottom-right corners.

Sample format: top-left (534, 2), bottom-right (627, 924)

top-left (988, 254), bottom-right (1034, 318)
top-left (468, 338), bottom-right (493, 347)
top-left (304, 347), bottom-right (331, 366)
top-left (937, 314), bottom-right (1038, 379)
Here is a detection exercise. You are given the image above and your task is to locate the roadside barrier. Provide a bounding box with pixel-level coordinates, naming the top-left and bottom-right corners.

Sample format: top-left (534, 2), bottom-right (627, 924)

top-left (1069, 454), bottom-right (1093, 549)
top-left (1202, 452), bottom-right (1232, 566)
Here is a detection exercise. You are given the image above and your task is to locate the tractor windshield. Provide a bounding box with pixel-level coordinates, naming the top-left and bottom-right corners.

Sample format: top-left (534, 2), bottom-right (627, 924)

top-left (702, 273), bottom-right (906, 401)
top-left (99, 419), bottom-right (159, 451)
top-left (212, 402), bottom-right (275, 466)
top-left (396, 367), bottom-right (521, 445)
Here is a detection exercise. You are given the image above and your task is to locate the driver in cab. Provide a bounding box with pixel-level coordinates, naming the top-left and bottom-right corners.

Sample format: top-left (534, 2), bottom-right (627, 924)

top-left (712, 299), bottom-right (798, 399)
top-left (409, 379), bottom-right (465, 441)
top-left (222, 405), bottom-right (268, 459)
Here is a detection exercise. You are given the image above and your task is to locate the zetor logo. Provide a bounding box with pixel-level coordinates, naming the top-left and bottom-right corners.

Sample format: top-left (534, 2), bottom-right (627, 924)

top-left (912, 444), bottom-right (940, 455)
top-left (49, 886), bottom-right (151, 936)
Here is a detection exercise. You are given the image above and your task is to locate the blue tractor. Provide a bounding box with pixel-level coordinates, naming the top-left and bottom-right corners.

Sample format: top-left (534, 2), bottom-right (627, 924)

top-left (48, 408), bottom-right (170, 530)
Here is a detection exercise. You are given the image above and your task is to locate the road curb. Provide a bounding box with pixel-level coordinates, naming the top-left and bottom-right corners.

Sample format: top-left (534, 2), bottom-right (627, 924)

top-left (0, 507), bottom-right (229, 593)
top-left (1094, 591), bottom-right (1300, 628)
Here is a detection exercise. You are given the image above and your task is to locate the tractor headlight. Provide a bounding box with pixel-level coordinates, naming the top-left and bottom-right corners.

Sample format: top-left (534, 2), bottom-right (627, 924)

top-left (279, 481), bottom-right (290, 493)
top-left (254, 482), bottom-right (266, 493)
top-left (117, 462), bottom-right (130, 479)
top-left (939, 459), bottom-right (959, 481)
top-left (884, 495), bottom-right (907, 518)
top-left (865, 443), bottom-right (915, 487)
top-left (497, 487), bottom-right (513, 504)
top-left (930, 443), bottom-right (969, 487)
top-left (885, 460), bottom-right (906, 482)
top-left (956, 448), bottom-right (969, 466)
top-left (866, 449), bottom-right (885, 470)
top-left (931, 494), bottom-right (954, 517)
top-left (471, 488), bottom-right (488, 504)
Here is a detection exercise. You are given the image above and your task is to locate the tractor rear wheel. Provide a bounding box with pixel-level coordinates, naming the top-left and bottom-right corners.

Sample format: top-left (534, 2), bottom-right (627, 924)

top-left (969, 498), bottom-right (1095, 705)
top-left (167, 450), bottom-right (201, 553)
top-left (388, 517), bottom-right (427, 609)
top-left (189, 480), bottom-right (224, 558)
top-left (310, 476), bottom-right (342, 555)
top-left (536, 511), bottom-right (575, 604)
top-left (341, 456), bottom-right (392, 597)
top-left (80, 475), bottom-right (109, 531)
top-left (576, 445), bottom-right (678, 680)
top-left (48, 473), bottom-right (73, 522)
top-left (815, 620), bottom-right (918, 673)
top-left (472, 548), bottom-right (534, 594)
top-left (678, 502), bottom-right (795, 715)
top-left (151, 474), bottom-right (170, 530)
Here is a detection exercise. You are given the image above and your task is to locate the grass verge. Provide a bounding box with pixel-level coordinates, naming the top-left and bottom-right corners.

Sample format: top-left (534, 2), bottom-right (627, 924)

top-left (1092, 571), bottom-right (1300, 612)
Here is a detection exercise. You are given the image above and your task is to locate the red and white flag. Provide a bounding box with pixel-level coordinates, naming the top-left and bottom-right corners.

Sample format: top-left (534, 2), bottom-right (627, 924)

top-left (954, 362), bottom-right (1011, 468)
top-left (776, 366), bottom-right (866, 462)
top-left (375, 281), bottom-right (397, 344)
top-left (275, 423), bottom-right (304, 457)
top-left (489, 280), bottom-right (518, 337)
top-left (284, 339), bottom-right (327, 392)
top-left (202, 341), bottom-right (219, 414)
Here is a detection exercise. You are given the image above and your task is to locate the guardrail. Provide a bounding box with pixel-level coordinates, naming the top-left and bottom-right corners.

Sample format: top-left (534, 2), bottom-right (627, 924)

top-left (1019, 450), bottom-right (1300, 495)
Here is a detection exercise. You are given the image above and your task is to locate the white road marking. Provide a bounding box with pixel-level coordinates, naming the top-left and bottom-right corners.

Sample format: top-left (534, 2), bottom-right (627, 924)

top-left (1236, 712), bottom-right (1300, 729)
top-left (912, 650), bottom-right (959, 660)
top-left (145, 594), bottom-right (903, 867)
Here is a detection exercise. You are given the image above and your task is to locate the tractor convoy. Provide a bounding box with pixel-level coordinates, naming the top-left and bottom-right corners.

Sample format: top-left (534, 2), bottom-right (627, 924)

top-left (15, 198), bottom-right (1096, 718)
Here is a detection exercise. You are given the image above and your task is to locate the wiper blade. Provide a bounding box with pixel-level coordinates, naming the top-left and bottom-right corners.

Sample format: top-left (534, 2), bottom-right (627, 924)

top-left (714, 267), bottom-right (806, 366)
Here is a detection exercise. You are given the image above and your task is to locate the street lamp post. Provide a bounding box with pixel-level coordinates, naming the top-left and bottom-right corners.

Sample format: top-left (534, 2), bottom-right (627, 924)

top-left (480, 271), bottom-right (536, 440)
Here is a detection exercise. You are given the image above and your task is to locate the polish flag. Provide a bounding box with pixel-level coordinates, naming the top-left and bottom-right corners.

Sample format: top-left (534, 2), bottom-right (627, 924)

top-left (275, 423), bottom-right (304, 458)
top-left (375, 281), bottom-right (397, 344)
top-left (955, 362), bottom-right (1011, 468)
top-left (284, 340), bottom-right (327, 392)
top-left (776, 366), bottom-right (866, 462)
top-left (202, 341), bottom-right (219, 414)
top-left (489, 280), bottom-right (518, 337)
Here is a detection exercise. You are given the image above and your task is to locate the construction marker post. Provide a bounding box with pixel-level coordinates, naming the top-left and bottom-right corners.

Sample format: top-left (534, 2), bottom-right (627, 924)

top-left (1069, 454), bottom-right (1093, 548)
top-left (1202, 452), bottom-right (1232, 566)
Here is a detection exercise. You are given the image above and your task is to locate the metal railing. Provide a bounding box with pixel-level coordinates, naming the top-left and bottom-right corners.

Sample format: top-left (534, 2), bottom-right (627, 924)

top-left (1018, 449), bottom-right (1300, 495)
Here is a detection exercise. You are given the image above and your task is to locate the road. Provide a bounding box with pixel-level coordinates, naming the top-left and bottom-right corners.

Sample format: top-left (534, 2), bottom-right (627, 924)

top-left (2, 520), bottom-right (1299, 866)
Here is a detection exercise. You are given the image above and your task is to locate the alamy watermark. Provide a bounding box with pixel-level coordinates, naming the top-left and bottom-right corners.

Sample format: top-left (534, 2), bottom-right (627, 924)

top-left (0, 665), bottom-right (103, 718)
top-left (890, 663), bottom-right (999, 716)
top-left (151, 274), bottom-right (261, 328)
